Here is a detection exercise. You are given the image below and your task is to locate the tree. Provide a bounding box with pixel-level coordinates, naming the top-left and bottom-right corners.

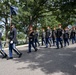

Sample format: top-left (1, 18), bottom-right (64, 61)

top-left (0, 0), bottom-right (76, 34)
top-left (0, 0), bottom-right (19, 40)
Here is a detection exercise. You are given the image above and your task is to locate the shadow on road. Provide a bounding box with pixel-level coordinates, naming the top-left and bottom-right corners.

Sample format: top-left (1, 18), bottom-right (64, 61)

top-left (13, 46), bottom-right (76, 75)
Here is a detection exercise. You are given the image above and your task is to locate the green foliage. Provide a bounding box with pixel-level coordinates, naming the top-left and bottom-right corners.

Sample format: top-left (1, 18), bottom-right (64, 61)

top-left (40, 16), bottom-right (60, 29)
top-left (17, 32), bottom-right (25, 39)
top-left (0, 0), bottom-right (76, 36)
top-left (1, 35), bottom-right (5, 41)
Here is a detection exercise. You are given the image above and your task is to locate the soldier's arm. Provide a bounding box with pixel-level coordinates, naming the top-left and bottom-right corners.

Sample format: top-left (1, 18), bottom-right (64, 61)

top-left (12, 28), bottom-right (17, 41)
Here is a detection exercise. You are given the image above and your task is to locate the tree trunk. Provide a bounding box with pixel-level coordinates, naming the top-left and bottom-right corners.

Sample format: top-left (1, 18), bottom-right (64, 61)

top-left (4, 18), bottom-right (9, 47)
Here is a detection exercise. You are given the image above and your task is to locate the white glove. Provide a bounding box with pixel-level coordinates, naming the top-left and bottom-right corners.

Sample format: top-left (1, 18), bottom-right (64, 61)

top-left (10, 41), bottom-right (13, 44)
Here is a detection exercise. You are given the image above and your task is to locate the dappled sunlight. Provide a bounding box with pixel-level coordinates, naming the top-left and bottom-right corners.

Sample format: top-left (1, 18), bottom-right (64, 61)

top-left (58, 54), bottom-right (71, 57)
top-left (11, 45), bottom-right (76, 75)
top-left (1, 44), bottom-right (76, 75)
top-left (66, 44), bottom-right (76, 49)
top-left (50, 71), bottom-right (69, 75)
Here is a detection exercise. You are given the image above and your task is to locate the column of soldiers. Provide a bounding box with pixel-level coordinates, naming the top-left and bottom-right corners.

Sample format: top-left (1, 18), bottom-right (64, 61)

top-left (28, 24), bottom-right (76, 51)
top-left (0, 24), bottom-right (76, 59)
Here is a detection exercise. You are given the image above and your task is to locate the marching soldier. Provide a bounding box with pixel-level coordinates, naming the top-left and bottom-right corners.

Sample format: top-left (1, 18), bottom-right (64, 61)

top-left (41, 28), bottom-right (46, 46)
top-left (7, 24), bottom-right (22, 59)
top-left (45, 26), bottom-right (51, 48)
top-left (28, 26), bottom-right (38, 53)
top-left (0, 32), bottom-right (7, 58)
top-left (34, 29), bottom-right (40, 47)
top-left (63, 28), bottom-right (69, 47)
top-left (52, 27), bottom-right (56, 46)
top-left (70, 27), bottom-right (76, 44)
top-left (55, 24), bottom-right (63, 49)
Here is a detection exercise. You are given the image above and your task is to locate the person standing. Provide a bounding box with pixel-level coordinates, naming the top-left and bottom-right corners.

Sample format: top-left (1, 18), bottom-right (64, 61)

top-left (55, 24), bottom-right (63, 49)
top-left (0, 32), bottom-right (7, 58)
top-left (28, 26), bottom-right (38, 53)
top-left (7, 24), bottom-right (22, 59)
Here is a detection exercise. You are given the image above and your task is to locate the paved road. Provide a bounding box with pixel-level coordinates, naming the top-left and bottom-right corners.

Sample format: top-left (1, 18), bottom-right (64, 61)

top-left (0, 44), bottom-right (76, 75)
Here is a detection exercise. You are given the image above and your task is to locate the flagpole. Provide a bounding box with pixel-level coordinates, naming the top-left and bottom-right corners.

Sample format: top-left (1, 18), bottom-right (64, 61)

top-left (10, 6), bottom-right (12, 26)
top-left (10, 14), bottom-right (12, 26)
top-left (9, 2), bottom-right (12, 26)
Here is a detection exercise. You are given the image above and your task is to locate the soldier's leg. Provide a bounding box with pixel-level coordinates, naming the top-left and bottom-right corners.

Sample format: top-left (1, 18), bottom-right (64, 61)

top-left (67, 39), bottom-right (69, 45)
top-left (48, 38), bottom-right (51, 47)
top-left (13, 43), bottom-right (22, 57)
top-left (37, 39), bottom-right (40, 46)
top-left (52, 38), bottom-right (55, 46)
top-left (28, 40), bottom-right (31, 53)
top-left (0, 45), bottom-right (7, 58)
top-left (64, 39), bottom-right (66, 47)
top-left (74, 37), bottom-right (76, 43)
top-left (7, 43), bottom-right (13, 60)
top-left (32, 41), bottom-right (38, 51)
top-left (56, 38), bottom-right (59, 49)
top-left (0, 50), bottom-right (7, 58)
top-left (46, 38), bottom-right (48, 48)
top-left (35, 39), bottom-right (37, 47)
top-left (53, 38), bottom-right (56, 46)
top-left (65, 39), bottom-right (67, 47)
top-left (0, 50), bottom-right (5, 57)
top-left (60, 38), bottom-right (63, 48)
top-left (42, 38), bottom-right (43, 45)
top-left (43, 38), bottom-right (46, 45)
top-left (72, 38), bottom-right (74, 44)
top-left (9, 43), bottom-right (13, 58)
top-left (75, 36), bottom-right (76, 43)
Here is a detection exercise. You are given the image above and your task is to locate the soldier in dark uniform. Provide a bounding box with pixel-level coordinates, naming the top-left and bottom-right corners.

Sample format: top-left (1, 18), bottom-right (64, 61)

top-left (7, 24), bottom-right (22, 59)
top-left (0, 32), bottom-right (7, 58)
top-left (52, 27), bottom-right (56, 46)
top-left (34, 29), bottom-right (40, 47)
top-left (41, 28), bottom-right (46, 46)
top-left (45, 26), bottom-right (51, 48)
top-left (70, 27), bottom-right (76, 44)
top-left (56, 24), bottom-right (63, 49)
top-left (28, 26), bottom-right (38, 53)
top-left (63, 28), bottom-right (69, 47)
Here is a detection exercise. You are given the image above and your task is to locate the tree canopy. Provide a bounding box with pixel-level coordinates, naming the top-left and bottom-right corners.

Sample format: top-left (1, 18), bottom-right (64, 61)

top-left (0, 0), bottom-right (76, 33)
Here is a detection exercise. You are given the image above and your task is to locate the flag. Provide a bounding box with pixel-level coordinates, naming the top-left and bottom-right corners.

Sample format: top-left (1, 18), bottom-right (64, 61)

top-left (10, 6), bottom-right (18, 15)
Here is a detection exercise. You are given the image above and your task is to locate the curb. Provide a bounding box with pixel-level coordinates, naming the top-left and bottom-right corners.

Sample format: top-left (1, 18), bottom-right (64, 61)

top-left (3, 44), bottom-right (28, 50)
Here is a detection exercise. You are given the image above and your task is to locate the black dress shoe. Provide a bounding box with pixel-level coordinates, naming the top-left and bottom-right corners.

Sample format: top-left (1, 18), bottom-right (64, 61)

top-left (7, 57), bottom-right (13, 60)
top-left (61, 46), bottom-right (63, 48)
top-left (50, 45), bottom-right (51, 47)
top-left (56, 48), bottom-right (59, 49)
top-left (18, 53), bottom-right (22, 58)
top-left (27, 51), bottom-right (31, 53)
top-left (2, 54), bottom-right (7, 59)
top-left (35, 48), bottom-right (38, 52)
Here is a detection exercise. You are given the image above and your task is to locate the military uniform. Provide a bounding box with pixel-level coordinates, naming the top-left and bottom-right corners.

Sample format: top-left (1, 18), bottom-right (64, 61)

top-left (63, 30), bottom-right (69, 47)
top-left (28, 30), bottom-right (38, 53)
top-left (70, 29), bottom-right (76, 44)
top-left (52, 30), bottom-right (56, 46)
top-left (8, 26), bottom-right (22, 59)
top-left (45, 29), bottom-right (51, 48)
top-left (34, 30), bottom-right (40, 47)
top-left (0, 32), bottom-right (7, 58)
top-left (41, 30), bottom-right (46, 46)
top-left (56, 28), bottom-right (63, 49)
